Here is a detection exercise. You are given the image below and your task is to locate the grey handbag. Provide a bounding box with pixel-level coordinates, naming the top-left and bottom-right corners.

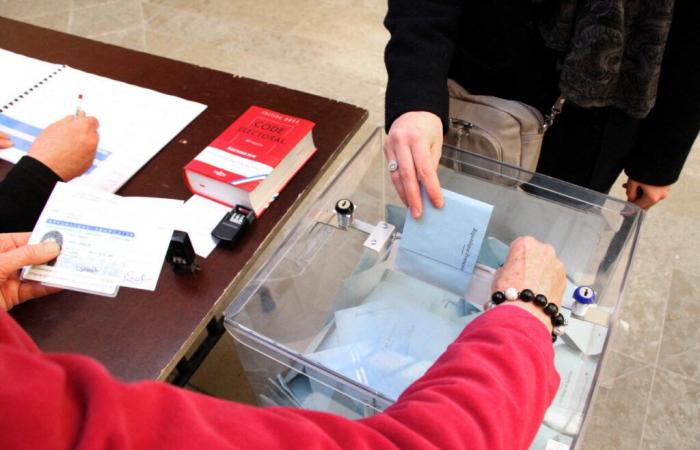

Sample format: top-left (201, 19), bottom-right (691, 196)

top-left (444, 79), bottom-right (565, 181)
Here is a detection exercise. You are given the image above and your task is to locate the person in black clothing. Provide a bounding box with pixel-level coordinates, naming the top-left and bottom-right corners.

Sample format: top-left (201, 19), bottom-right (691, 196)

top-left (0, 114), bottom-right (99, 232)
top-left (383, 0), bottom-right (699, 217)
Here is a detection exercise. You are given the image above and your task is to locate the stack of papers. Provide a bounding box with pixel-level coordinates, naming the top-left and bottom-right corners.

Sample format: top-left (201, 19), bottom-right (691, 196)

top-left (305, 268), bottom-right (480, 401)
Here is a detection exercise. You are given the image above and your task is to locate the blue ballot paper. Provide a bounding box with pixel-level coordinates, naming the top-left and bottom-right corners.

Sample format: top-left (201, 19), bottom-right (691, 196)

top-left (307, 341), bottom-right (433, 400)
top-left (304, 268), bottom-right (480, 401)
top-left (396, 188), bottom-right (493, 294)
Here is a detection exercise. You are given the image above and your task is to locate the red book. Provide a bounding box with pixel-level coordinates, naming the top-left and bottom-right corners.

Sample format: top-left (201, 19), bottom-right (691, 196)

top-left (184, 106), bottom-right (316, 215)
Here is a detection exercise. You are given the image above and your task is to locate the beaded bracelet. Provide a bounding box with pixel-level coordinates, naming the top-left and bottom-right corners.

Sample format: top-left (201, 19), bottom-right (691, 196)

top-left (489, 288), bottom-right (567, 343)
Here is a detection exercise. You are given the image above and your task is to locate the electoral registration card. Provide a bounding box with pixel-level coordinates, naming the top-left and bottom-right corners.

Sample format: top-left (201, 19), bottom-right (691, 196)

top-left (22, 182), bottom-right (134, 297)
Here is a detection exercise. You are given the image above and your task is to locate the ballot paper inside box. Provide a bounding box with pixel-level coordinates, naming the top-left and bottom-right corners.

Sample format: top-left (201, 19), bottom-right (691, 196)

top-left (224, 128), bottom-right (642, 450)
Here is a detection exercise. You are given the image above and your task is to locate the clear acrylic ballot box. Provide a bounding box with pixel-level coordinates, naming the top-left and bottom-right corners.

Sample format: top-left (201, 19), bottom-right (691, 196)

top-left (223, 128), bottom-right (643, 450)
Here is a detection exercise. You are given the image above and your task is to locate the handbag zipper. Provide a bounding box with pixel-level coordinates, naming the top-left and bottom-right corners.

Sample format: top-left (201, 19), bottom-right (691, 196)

top-left (448, 117), bottom-right (503, 161)
top-left (448, 118), bottom-right (473, 148)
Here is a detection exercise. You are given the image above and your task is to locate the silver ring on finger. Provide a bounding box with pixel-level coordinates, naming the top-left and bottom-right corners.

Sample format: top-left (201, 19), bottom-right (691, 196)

top-left (388, 159), bottom-right (399, 173)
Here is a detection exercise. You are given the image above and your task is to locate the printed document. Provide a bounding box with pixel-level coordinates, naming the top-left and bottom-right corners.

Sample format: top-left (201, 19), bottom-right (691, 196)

top-left (0, 49), bottom-right (206, 192)
top-left (120, 196), bottom-right (184, 290)
top-left (22, 183), bottom-right (179, 296)
top-left (22, 183), bottom-right (131, 296)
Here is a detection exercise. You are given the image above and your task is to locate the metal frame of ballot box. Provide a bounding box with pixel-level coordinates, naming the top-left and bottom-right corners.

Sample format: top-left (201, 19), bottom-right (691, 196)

top-left (224, 128), bottom-right (643, 450)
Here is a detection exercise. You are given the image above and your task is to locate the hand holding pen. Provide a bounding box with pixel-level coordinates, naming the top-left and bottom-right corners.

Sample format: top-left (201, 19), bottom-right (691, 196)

top-left (28, 115), bottom-right (99, 181)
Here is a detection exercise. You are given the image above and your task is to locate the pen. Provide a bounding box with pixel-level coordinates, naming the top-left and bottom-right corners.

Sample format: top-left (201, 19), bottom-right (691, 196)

top-left (74, 94), bottom-right (83, 119)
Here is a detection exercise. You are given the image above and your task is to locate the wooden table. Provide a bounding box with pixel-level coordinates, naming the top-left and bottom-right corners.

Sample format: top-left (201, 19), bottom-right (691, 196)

top-left (0, 17), bottom-right (367, 382)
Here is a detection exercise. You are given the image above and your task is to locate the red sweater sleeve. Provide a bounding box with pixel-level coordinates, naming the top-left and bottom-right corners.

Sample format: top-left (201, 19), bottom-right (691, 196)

top-left (0, 305), bottom-right (558, 450)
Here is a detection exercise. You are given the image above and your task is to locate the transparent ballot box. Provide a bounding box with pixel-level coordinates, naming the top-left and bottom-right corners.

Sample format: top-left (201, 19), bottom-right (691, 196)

top-left (224, 128), bottom-right (643, 449)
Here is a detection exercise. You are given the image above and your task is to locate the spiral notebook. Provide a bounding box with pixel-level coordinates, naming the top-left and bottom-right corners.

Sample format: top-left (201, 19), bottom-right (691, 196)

top-left (0, 48), bottom-right (207, 192)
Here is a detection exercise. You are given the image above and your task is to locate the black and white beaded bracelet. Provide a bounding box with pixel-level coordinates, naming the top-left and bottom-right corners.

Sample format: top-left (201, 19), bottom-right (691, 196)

top-left (489, 288), bottom-right (567, 343)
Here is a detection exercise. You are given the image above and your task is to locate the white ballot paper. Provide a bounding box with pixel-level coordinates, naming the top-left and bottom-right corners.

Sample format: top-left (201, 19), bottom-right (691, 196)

top-left (120, 196), bottom-right (184, 290)
top-left (22, 183), bottom-right (177, 296)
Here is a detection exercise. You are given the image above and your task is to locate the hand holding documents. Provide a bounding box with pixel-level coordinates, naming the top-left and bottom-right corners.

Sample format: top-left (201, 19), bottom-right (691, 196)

top-left (22, 183), bottom-right (180, 296)
top-left (22, 183), bottom-right (132, 296)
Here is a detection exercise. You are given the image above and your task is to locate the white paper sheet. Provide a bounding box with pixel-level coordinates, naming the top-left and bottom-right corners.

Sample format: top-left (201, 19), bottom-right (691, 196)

top-left (0, 49), bottom-right (61, 108)
top-left (0, 50), bottom-right (206, 192)
top-left (120, 197), bottom-right (184, 290)
top-left (176, 195), bottom-right (230, 258)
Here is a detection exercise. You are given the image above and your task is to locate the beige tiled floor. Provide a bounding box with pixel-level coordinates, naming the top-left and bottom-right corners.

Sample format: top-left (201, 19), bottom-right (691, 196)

top-left (2, 1), bottom-right (699, 449)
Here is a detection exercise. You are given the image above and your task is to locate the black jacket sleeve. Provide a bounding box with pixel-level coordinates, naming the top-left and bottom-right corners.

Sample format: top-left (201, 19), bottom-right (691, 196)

top-left (625, 0), bottom-right (700, 186)
top-left (0, 156), bottom-right (61, 232)
top-left (384, 0), bottom-right (464, 133)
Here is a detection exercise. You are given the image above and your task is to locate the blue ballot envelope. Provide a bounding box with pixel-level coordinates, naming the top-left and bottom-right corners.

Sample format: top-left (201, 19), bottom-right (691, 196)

top-left (224, 129), bottom-right (643, 450)
top-left (395, 188), bottom-right (493, 295)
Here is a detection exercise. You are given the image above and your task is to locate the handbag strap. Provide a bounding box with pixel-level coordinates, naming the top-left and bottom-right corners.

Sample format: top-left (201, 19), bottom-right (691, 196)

top-left (542, 95), bottom-right (566, 132)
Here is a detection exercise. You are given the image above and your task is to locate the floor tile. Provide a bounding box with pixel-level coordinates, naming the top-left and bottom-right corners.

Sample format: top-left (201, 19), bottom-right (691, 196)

top-left (656, 269), bottom-right (700, 382)
top-left (365, 87), bottom-right (386, 127)
top-left (289, 0), bottom-right (389, 55)
top-left (188, 332), bottom-right (257, 405)
top-left (641, 368), bottom-right (700, 450)
top-left (608, 227), bottom-right (673, 364)
top-left (579, 364), bottom-right (654, 450)
top-left (73, 0), bottom-right (119, 8)
top-left (69, 0), bottom-right (143, 38)
top-left (597, 350), bottom-right (650, 387)
top-left (221, 53), bottom-right (384, 114)
top-left (17, 11), bottom-right (70, 31)
top-left (144, 30), bottom-right (228, 70)
top-left (143, 0), bottom-right (313, 31)
top-left (89, 26), bottom-right (146, 51)
top-left (658, 142), bottom-right (700, 216)
top-left (0, 0), bottom-right (71, 18)
top-left (142, 3), bottom-right (386, 87)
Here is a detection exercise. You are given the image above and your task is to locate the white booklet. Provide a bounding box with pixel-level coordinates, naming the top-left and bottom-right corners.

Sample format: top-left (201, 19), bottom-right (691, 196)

top-left (22, 183), bottom-right (180, 296)
top-left (0, 48), bottom-right (206, 192)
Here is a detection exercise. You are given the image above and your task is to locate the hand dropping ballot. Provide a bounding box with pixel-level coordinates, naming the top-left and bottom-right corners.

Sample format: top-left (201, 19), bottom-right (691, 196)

top-left (21, 183), bottom-right (179, 296)
top-left (396, 188), bottom-right (493, 294)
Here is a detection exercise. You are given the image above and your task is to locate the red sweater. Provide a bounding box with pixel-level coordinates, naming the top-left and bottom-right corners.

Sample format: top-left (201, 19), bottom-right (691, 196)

top-left (0, 305), bottom-right (559, 450)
